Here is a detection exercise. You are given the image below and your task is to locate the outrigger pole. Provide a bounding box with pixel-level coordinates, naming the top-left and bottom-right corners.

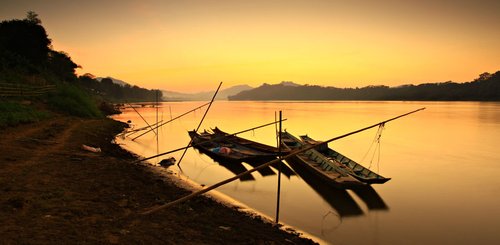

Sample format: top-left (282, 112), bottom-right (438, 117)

top-left (177, 82), bottom-right (223, 166)
top-left (132, 119), bottom-right (287, 164)
top-left (131, 102), bottom-right (211, 141)
top-left (141, 107), bottom-right (425, 215)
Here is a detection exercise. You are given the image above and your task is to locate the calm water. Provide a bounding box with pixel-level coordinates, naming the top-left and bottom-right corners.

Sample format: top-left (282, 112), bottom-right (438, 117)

top-left (113, 101), bottom-right (500, 245)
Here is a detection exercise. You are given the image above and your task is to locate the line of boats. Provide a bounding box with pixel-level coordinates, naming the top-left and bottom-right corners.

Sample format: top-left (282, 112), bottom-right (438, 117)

top-left (188, 127), bottom-right (390, 189)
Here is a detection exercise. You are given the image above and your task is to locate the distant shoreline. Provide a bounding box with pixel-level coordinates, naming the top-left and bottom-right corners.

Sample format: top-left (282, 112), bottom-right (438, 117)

top-left (228, 71), bottom-right (500, 101)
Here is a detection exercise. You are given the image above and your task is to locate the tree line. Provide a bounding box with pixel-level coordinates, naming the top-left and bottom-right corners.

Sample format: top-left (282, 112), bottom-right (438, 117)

top-left (228, 71), bottom-right (500, 101)
top-left (77, 75), bottom-right (160, 102)
top-left (0, 11), bottom-right (161, 102)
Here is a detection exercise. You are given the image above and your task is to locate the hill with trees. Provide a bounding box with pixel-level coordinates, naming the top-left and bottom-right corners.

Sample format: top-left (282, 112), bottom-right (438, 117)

top-left (0, 12), bottom-right (161, 126)
top-left (228, 72), bottom-right (500, 101)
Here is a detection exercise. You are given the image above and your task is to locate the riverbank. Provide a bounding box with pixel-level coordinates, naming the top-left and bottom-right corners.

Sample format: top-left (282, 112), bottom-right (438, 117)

top-left (0, 115), bottom-right (317, 244)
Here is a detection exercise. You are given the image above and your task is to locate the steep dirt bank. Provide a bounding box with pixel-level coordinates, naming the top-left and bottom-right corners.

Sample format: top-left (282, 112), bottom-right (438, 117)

top-left (0, 116), bottom-right (317, 244)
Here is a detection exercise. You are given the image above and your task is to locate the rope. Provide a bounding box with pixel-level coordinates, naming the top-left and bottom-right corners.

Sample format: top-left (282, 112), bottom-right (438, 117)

top-left (365, 123), bottom-right (384, 171)
top-left (361, 123), bottom-right (383, 164)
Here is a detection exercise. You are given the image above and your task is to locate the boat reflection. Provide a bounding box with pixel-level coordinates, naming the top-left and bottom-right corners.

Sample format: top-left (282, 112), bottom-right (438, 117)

top-left (286, 158), bottom-right (364, 217)
top-left (244, 161), bottom-right (276, 177)
top-left (245, 160), bottom-right (297, 178)
top-left (270, 161), bottom-right (296, 179)
top-left (191, 148), bottom-right (256, 181)
top-left (351, 185), bottom-right (389, 210)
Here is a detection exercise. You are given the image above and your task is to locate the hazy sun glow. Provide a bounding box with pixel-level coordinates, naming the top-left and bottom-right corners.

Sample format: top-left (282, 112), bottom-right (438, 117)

top-left (1, 0), bottom-right (499, 92)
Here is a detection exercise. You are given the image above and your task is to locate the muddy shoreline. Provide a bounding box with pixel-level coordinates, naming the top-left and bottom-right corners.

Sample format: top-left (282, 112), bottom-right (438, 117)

top-left (0, 116), bottom-right (317, 244)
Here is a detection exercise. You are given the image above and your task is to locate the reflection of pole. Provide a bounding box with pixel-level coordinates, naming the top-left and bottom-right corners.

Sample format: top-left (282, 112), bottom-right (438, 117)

top-left (275, 111), bottom-right (282, 223)
top-left (177, 82), bottom-right (223, 166)
top-left (156, 90), bottom-right (159, 157)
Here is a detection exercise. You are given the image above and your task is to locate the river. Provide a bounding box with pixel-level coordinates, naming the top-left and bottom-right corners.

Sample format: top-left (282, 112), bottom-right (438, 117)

top-left (113, 101), bottom-right (500, 245)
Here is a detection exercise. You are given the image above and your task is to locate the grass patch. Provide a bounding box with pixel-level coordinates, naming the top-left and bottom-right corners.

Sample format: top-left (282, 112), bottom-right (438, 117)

top-left (46, 84), bottom-right (103, 118)
top-left (0, 101), bottom-right (50, 128)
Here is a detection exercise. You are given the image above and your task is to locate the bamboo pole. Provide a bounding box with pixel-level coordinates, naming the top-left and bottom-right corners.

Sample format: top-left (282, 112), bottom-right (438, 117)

top-left (177, 82), bottom-right (223, 166)
top-left (275, 111), bottom-right (282, 223)
top-left (132, 119), bottom-right (287, 164)
top-left (141, 107), bottom-right (425, 215)
top-left (127, 103), bottom-right (158, 137)
top-left (131, 102), bottom-right (210, 141)
top-left (123, 120), bottom-right (164, 137)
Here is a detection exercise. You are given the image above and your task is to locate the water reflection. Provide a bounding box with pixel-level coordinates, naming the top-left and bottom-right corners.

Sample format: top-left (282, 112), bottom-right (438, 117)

top-left (351, 185), bottom-right (388, 210)
top-left (269, 161), bottom-right (296, 179)
top-left (285, 158), bottom-right (364, 217)
top-left (190, 147), bottom-right (256, 181)
top-left (114, 101), bottom-right (500, 245)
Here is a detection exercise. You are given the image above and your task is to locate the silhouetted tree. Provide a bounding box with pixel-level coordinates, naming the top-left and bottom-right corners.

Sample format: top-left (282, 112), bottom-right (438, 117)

top-left (0, 12), bottom-right (51, 66)
top-left (47, 51), bottom-right (79, 81)
top-left (25, 11), bottom-right (41, 25)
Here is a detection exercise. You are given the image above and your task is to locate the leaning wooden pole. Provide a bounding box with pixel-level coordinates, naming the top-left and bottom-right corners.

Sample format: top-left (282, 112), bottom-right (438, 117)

top-left (124, 120), bottom-right (164, 137)
top-left (127, 103), bottom-right (158, 137)
top-left (133, 119), bottom-right (287, 164)
top-left (177, 82), bottom-right (223, 166)
top-left (141, 107), bottom-right (425, 215)
top-left (132, 102), bottom-right (210, 141)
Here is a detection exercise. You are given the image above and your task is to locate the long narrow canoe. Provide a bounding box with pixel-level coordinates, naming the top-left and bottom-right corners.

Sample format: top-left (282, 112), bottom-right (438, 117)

top-left (300, 135), bottom-right (391, 184)
top-left (281, 131), bottom-right (364, 189)
top-left (211, 127), bottom-right (296, 178)
top-left (211, 127), bottom-right (289, 155)
top-left (188, 130), bottom-right (277, 164)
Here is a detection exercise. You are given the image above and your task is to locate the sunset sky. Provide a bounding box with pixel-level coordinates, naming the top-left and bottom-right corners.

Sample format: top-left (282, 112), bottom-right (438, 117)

top-left (1, 0), bottom-right (499, 92)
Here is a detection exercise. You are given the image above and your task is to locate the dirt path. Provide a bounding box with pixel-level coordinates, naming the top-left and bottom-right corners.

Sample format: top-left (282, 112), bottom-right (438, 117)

top-left (0, 117), bottom-right (317, 244)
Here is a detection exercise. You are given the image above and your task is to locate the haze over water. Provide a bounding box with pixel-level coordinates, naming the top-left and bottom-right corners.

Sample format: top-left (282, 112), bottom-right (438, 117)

top-left (114, 101), bottom-right (500, 245)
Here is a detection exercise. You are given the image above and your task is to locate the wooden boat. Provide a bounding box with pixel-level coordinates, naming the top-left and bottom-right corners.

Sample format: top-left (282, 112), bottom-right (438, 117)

top-left (280, 131), bottom-right (365, 188)
top-left (299, 135), bottom-right (391, 184)
top-left (211, 127), bottom-right (296, 178)
top-left (212, 127), bottom-right (289, 155)
top-left (188, 130), bottom-right (277, 164)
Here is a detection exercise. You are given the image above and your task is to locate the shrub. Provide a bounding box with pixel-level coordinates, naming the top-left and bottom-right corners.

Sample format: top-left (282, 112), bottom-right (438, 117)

top-left (46, 84), bottom-right (102, 118)
top-left (0, 101), bottom-right (49, 128)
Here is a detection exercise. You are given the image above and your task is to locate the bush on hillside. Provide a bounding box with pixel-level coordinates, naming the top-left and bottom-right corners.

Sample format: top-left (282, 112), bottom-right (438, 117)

top-left (0, 101), bottom-right (49, 128)
top-left (46, 84), bottom-right (102, 118)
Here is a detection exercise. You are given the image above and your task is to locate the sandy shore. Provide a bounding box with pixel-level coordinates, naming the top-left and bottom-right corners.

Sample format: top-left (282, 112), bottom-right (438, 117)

top-left (0, 116), bottom-right (317, 244)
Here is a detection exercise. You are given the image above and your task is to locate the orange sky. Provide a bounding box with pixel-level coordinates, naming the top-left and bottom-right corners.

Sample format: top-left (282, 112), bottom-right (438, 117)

top-left (1, 0), bottom-right (499, 92)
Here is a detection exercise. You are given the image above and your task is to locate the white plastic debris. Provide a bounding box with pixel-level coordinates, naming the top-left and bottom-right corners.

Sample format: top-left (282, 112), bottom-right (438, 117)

top-left (82, 144), bottom-right (102, 153)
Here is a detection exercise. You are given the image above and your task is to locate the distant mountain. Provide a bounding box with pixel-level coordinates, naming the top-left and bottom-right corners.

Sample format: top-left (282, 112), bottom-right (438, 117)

top-left (96, 76), bottom-right (130, 87)
top-left (162, 84), bottom-right (253, 101)
top-left (228, 71), bottom-right (500, 101)
top-left (279, 81), bottom-right (300, 87)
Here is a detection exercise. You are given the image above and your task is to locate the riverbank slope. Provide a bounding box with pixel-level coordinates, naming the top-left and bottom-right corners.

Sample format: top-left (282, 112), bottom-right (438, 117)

top-left (0, 116), bottom-right (316, 244)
